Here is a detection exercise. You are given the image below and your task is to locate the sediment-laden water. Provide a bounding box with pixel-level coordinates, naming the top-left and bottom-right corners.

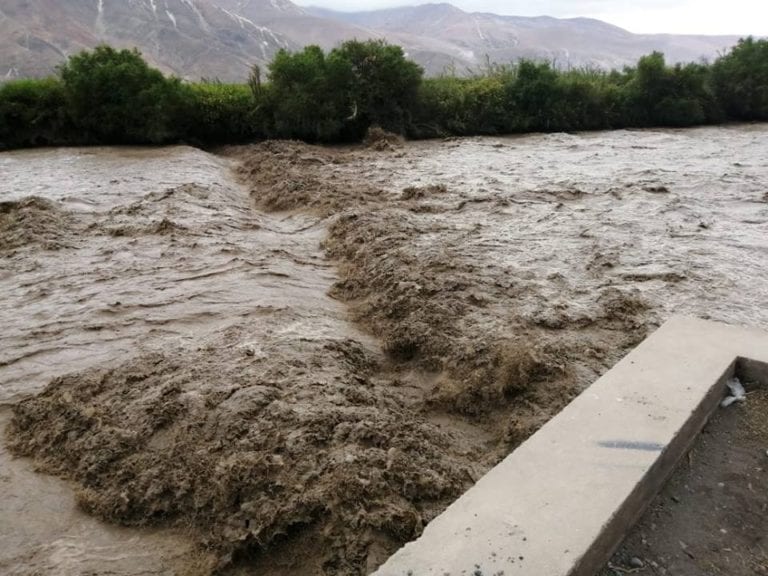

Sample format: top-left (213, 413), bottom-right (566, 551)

top-left (1, 125), bottom-right (766, 575)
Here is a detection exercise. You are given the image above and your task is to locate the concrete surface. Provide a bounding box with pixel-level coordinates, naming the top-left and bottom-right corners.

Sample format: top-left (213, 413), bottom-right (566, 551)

top-left (373, 316), bottom-right (768, 576)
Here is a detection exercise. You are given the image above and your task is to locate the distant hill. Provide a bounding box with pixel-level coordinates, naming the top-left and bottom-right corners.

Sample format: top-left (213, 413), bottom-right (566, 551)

top-left (0, 0), bottom-right (742, 82)
top-left (306, 3), bottom-right (741, 73)
top-left (0, 0), bottom-right (374, 81)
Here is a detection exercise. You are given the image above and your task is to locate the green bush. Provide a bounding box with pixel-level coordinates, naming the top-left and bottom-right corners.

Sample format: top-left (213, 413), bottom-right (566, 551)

top-left (462, 73), bottom-right (513, 134)
top-left (182, 83), bottom-right (262, 144)
top-left (331, 39), bottom-right (423, 137)
top-left (410, 76), bottom-right (471, 137)
top-left (622, 53), bottom-right (720, 127)
top-left (556, 71), bottom-right (623, 130)
top-left (1, 38), bottom-right (767, 151)
top-left (712, 37), bottom-right (768, 121)
top-left (506, 60), bottom-right (564, 131)
top-left (263, 40), bottom-right (423, 141)
top-left (0, 78), bottom-right (69, 148)
top-left (262, 45), bottom-right (350, 141)
top-left (59, 45), bottom-right (184, 144)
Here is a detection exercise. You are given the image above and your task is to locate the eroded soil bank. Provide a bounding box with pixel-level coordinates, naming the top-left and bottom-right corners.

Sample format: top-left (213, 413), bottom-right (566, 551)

top-left (2, 126), bottom-right (768, 575)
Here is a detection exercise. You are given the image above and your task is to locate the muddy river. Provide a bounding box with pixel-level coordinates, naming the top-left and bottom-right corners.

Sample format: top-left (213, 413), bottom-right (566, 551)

top-left (1, 125), bottom-right (766, 575)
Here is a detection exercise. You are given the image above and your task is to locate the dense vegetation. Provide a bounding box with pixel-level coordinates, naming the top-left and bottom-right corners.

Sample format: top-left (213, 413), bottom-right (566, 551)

top-left (1, 38), bottom-right (767, 149)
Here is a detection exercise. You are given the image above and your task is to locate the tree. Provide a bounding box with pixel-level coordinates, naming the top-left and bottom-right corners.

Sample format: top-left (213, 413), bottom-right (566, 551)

top-left (264, 45), bottom-right (349, 141)
top-left (712, 37), bottom-right (768, 121)
top-left (265, 41), bottom-right (424, 141)
top-left (506, 60), bottom-right (562, 131)
top-left (0, 78), bottom-right (69, 148)
top-left (248, 64), bottom-right (263, 98)
top-left (329, 39), bottom-right (423, 136)
top-left (624, 52), bottom-right (715, 127)
top-left (59, 45), bottom-right (183, 143)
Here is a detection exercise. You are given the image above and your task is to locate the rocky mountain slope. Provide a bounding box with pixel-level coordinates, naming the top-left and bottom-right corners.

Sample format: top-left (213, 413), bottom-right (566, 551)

top-left (308, 3), bottom-right (741, 73)
top-left (0, 0), bottom-right (742, 81)
top-left (0, 0), bottom-right (374, 81)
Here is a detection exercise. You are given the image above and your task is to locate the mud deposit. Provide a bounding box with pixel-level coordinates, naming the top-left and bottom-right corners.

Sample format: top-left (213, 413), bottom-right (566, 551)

top-left (2, 126), bottom-right (768, 575)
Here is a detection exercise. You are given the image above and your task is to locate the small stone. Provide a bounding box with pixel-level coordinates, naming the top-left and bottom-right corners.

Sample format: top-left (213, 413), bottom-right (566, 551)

top-left (630, 557), bottom-right (644, 568)
top-left (679, 540), bottom-right (695, 559)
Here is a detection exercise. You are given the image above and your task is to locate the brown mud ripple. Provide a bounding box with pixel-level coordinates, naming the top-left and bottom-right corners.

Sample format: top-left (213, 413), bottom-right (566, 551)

top-left (236, 141), bottom-right (653, 423)
top-left (9, 127), bottom-right (768, 575)
top-left (9, 326), bottom-right (473, 574)
top-left (234, 141), bottom-right (383, 215)
top-left (6, 140), bottom-right (651, 575)
top-left (0, 197), bottom-right (77, 251)
top-left (6, 144), bottom-right (490, 575)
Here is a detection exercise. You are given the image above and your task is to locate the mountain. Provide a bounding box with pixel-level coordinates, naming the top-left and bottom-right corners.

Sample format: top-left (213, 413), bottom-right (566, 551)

top-left (306, 3), bottom-right (742, 72)
top-left (0, 0), bottom-right (376, 81)
top-left (0, 0), bottom-right (743, 82)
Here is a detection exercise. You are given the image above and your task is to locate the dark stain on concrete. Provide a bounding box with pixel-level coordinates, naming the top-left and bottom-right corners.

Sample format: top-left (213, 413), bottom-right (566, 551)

top-left (598, 440), bottom-right (665, 452)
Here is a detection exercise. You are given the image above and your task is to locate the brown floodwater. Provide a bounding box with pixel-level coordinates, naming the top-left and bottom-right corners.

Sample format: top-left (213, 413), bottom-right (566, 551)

top-left (1, 125), bottom-right (767, 575)
top-left (0, 145), bottom-right (365, 575)
top-left (0, 146), bottom-right (362, 403)
top-left (343, 125), bottom-right (768, 330)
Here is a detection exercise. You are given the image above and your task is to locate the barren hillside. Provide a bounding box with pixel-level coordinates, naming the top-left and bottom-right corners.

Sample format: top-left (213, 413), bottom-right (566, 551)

top-left (0, 0), bottom-right (743, 80)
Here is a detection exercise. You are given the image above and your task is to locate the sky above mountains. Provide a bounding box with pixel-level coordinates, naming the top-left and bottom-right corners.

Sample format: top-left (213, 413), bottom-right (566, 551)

top-left (296, 0), bottom-right (768, 36)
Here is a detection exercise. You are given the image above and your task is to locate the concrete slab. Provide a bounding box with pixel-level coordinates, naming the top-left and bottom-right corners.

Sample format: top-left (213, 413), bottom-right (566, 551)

top-left (373, 316), bottom-right (768, 576)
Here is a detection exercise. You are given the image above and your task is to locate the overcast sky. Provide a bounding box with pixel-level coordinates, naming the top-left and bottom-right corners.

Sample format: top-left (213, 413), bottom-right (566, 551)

top-left (295, 0), bottom-right (768, 36)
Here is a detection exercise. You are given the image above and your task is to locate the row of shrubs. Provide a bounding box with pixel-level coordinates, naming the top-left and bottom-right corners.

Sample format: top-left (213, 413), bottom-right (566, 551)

top-left (1, 37), bottom-right (767, 149)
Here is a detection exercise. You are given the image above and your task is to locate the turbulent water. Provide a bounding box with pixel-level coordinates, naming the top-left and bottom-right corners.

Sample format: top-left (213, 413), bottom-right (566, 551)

top-left (1, 125), bottom-right (767, 576)
top-left (348, 125), bottom-right (768, 329)
top-left (0, 146), bottom-right (364, 402)
top-left (0, 146), bottom-right (363, 575)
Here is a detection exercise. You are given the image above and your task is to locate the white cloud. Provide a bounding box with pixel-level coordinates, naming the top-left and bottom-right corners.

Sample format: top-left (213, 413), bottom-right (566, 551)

top-left (295, 0), bottom-right (768, 35)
